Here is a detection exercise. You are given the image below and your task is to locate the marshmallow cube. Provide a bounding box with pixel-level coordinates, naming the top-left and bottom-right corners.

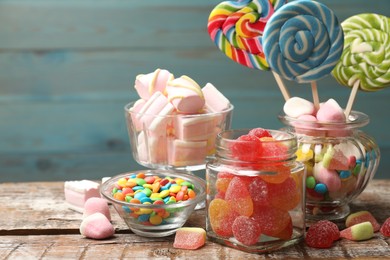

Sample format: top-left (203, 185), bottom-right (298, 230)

top-left (202, 83), bottom-right (231, 113)
top-left (134, 68), bottom-right (173, 100)
top-left (283, 97), bottom-right (315, 118)
top-left (175, 115), bottom-right (217, 141)
top-left (64, 180), bottom-right (101, 213)
top-left (168, 139), bottom-right (207, 167)
top-left (83, 197), bottom-right (111, 221)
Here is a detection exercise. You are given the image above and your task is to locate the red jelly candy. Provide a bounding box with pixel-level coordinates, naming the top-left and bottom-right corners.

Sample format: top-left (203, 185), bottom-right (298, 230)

top-left (267, 176), bottom-right (300, 211)
top-left (380, 217), bottom-right (390, 237)
top-left (273, 217), bottom-right (293, 240)
top-left (248, 128), bottom-right (272, 139)
top-left (208, 198), bottom-right (238, 237)
top-left (231, 134), bottom-right (263, 161)
top-left (225, 176), bottom-right (254, 217)
top-left (248, 177), bottom-right (269, 207)
top-left (232, 216), bottom-right (262, 246)
top-left (252, 206), bottom-right (291, 237)
top-left (305, 220), bottom-right (340, 248)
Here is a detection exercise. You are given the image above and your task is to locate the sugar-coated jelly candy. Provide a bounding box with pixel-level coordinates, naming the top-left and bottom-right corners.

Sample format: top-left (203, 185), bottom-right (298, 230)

top-left (252, 206), bottom-right (291, 237)
top-left (267, 176), bottom-right (300, 211)
top-left (208, 198), bottom-right (238, 237)
top-left (225, 176), bottom-right (254, 217)
top-left (232, 216), bottom-right (262, 246)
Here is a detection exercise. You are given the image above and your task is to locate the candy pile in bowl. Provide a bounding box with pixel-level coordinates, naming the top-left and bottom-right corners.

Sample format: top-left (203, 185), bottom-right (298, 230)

top-left (125, 68), bottom-right (233, 171)
top-left (100, 170), bottom-right (206, 237)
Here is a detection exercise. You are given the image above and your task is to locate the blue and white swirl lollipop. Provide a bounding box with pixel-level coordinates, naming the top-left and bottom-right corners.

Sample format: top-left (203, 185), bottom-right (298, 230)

top-left (262, 0), bottom-right (344, 83)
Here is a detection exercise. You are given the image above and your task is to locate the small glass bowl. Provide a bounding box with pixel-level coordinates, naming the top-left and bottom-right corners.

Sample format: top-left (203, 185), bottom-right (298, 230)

top-left (100, 170), bottom-right (206, 237)
top-left (125, 102), bottom-right (233, 172)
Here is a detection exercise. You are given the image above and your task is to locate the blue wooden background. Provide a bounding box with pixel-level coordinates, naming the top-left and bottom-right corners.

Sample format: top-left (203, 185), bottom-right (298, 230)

top-left (1, 0), bottom-right (389, 182)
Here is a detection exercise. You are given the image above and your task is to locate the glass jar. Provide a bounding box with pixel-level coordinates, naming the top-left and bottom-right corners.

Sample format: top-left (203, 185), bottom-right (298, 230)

top-left (206, 129), bottom-right (305, 254)
top-left (279, 111), bottom-right (380, 221)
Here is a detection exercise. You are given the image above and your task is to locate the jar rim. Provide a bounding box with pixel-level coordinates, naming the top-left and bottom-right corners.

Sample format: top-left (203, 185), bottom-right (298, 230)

top-left (278, 110), bottom-right (370, 129)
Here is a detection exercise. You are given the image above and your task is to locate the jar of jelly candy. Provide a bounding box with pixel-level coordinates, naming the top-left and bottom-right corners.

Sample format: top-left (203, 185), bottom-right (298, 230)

top-left (279, 111), bottom-right (380, 221)
top-left (206, 128), bottom-right (305, 254)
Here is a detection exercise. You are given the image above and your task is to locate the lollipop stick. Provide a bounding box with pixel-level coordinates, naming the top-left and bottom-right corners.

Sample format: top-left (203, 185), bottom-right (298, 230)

top-left (272, 71), bottom-right (290, 101)
top-left (344, 80), bottom-right (360, 118)
top-left (311, 81), bottom-right (320, 111)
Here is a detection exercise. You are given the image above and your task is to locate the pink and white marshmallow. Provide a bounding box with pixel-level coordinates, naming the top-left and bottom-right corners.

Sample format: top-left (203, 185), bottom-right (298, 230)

top-left (64, 180), bottom-right (101, 213)
top-left (166, 75), bottom-right (205, 114)
top-left (134, 68), bottom-right (174, 100)
top-left (83, 197), bottom-right (111, 221)
top-left (80, 212), bottom-right (114, 240)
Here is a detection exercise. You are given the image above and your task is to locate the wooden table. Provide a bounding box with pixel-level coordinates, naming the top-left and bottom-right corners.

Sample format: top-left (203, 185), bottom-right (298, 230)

top-left (0, 180), bottom-right (389, 259)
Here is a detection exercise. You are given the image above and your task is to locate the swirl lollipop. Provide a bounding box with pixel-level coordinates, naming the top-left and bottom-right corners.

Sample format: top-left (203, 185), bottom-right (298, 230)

top-left (332, 13), bottom-right (390, 117)
top-left (208, 0), bottom-right (290, 100)
top-left (262, 0), bottom-right (344, 108)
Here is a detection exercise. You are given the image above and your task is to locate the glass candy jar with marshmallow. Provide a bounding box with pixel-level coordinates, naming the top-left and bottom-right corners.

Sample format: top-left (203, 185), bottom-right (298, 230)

top-left (279, 97), bottom-right (380, 221)
top-left (125, 69), bottom-right (234, 173)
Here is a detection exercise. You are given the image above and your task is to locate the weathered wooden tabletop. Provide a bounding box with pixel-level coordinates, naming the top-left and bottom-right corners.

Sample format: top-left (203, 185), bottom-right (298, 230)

top-left (0, 179), bottom-right (389, 259)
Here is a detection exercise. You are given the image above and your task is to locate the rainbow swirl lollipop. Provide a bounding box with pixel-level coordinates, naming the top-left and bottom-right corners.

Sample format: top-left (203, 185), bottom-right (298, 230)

top-left (208, 0), bottom-right (286, 71)
top-left (262, 0), bottom-right (344, 83)
top-left (332, 13), bottom-right (390, 91)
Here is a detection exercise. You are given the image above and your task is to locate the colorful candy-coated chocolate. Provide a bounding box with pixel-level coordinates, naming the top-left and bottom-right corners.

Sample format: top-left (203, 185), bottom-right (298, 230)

top-left (332, 13), bottom-right (390, 91)
top-left (340, 221), bottom-right (374, 241)
top-left (345, 211), bottom-right (381, 232)
top-left (110, 173), bottom-right (197, 226)
top-left (263, 0), bottom-right (344, 82)
top-left (173, 227), bottom-right (207, 250)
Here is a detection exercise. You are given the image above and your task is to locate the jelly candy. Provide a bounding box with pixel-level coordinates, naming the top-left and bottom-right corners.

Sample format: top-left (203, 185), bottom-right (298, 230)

top-left (231, 134), bottom-right (262, 161)
top-left (258, 164), bottom-right (290, 184)
top-left (248, 177), bottom-right (269, 207)
top-left (273, 217), bottom-right (293, 240)
top-left (208, 198), bottom-right (238, 237)
top-left (225, 176), bottom-right (254, 217)
top-left (173, 227), bottom-right (206, 250)
top-left (252, 206), bottom-right (291, 237)
top-left (305, 220), bottom-right (340, 248)
top-left (248, 128), bottom-right (272, 139)
top-left (345, 211), bottom-right (381, 232)
top-left (380, 217), bottom-right (390, 237)
top-left (267, 177), bottom-right (300, 211)
top-left (232, 216), bottom-right (262, 246)
top-left (340, 221), bottom-right (373, 241)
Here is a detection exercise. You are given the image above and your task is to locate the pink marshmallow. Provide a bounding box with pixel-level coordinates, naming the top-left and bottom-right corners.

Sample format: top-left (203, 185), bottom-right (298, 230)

top-left (283, 97), bottom-right (315, 118)
top-left (166, 76), bottom-right (205, 114)
top-left (128, 99), bottom-right (146, 131)
top-left (80, 212), bottom-right (114, 240)
top-left (134, 68), bottom-right (173, 100)
top-left (137, 91), bottom-right (174, 132)
top-left (64, 180), bottom-right (101, 213)
top-left (175, 114), bottom-right (217, 141)
top-left (83, 197), bottom-right (111, 221)
top-left (168, 139), bottom-right (208, 167)
top-left (316, 99), bottom-right (346, 123)
top-left (313, 162), bottom-right (342, 192)
top-left (202, 83), bottom-right (231, 112)
top-left (136, 131), bottom-right (168, 165)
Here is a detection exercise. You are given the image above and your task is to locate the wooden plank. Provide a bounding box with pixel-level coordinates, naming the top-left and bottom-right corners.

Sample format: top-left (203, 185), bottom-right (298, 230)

top-left (0, 180), bottom-right (389, 259)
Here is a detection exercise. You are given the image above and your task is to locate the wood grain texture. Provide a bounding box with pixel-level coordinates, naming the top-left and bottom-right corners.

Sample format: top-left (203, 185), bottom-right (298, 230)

top-left (0, 180), bottom-right (389, 259)
top-left (0, 0), bottom-right (389, 181)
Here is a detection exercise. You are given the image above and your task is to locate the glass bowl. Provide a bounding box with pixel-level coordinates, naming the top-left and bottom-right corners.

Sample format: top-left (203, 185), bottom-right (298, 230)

top-left (124, 102), bottom-right (233, 172)
top-left (279, 111), bottom-right (380, 221)
top-left (100, 170), bottom-right (206, 237)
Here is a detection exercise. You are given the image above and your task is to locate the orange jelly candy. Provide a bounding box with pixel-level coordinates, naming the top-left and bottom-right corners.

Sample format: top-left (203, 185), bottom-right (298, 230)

top-left (208, 198), bottom-right (238, 237)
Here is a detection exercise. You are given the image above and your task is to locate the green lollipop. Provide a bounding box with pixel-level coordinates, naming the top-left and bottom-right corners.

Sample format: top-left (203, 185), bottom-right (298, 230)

top-left (332, 13), bottom-right (390, 116)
